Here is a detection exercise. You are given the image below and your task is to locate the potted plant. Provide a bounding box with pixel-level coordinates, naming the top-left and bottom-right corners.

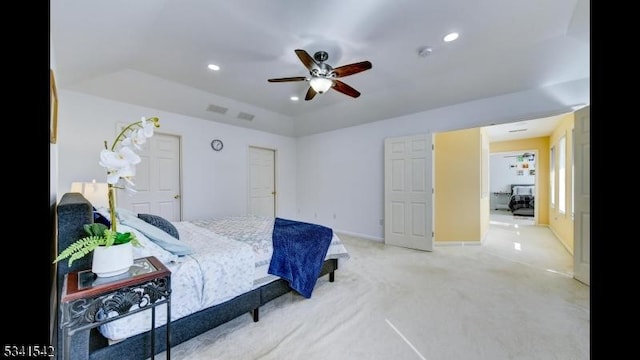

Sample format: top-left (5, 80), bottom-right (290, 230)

top-left (53, 117), bottom-right (160, 277)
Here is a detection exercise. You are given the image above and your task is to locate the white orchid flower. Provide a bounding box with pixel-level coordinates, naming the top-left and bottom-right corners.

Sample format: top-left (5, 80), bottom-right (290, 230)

top-left (99, 149), bottom-right (129, 170)
top-left (121, 129), bottom-right (147, 150)
top-left (140, 117), bottom-right (155, 138)
top-left (105, 164), bottom-right (136, 185)
top-left (99, 147), bottom-right (141, 184)
top-left (117, 146), bottom-right (141, 165)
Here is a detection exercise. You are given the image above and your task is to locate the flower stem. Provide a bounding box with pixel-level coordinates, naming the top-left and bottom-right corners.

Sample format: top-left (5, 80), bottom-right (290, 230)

top-left (108, 184), bottom-right (117, 233)
top-left (110, 117), bottom-right (160, 151)
top-left (111, 123), bottom-right (142, 151)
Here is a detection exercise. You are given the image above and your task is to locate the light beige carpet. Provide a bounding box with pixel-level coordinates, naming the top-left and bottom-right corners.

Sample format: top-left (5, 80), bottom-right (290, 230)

top-left (155, 225), bottom-right (589, 360)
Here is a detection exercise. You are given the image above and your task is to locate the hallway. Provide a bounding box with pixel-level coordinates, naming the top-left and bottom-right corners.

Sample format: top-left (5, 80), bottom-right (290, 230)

top-left (485, 212), bottom-right (573, 277)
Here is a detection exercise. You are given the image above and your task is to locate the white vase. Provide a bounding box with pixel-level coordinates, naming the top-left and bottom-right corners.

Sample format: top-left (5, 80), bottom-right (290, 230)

top-left (92, 242), bottom-right (134, 277)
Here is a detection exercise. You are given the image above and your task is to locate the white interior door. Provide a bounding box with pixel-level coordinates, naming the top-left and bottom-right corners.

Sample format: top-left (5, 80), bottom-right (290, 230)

top-left (573, 106), bottom-right (590, 285)
top-left (117, 132), bottom-right (182, 221)
top-left (384, 134), bottom-right (434, 251)
top-left (248, 146), bottom-right (276, 217)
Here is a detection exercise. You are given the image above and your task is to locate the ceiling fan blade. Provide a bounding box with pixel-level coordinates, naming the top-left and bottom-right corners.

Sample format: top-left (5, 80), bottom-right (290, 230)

top-left (267, 76), bottom-right (307, 83)
top-left (333, 61), bottom-right (372, 78)
top-left (295, 49), bottom-right (317, 71)
top-left (305, 86), bottom-right (317, 101)
top-left (332, 80), bottom-right (361, 98)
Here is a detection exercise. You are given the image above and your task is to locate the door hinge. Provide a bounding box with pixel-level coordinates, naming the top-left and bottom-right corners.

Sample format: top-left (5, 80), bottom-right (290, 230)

top-left (432, 144), bottom-right (434, 150)
top-left (432, 231), bottom-right (434, 238)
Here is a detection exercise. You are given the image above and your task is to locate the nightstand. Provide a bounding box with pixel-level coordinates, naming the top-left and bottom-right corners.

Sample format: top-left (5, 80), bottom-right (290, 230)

top-left (491, 192), bottom-right (512, 210)
top-left (60, 256), bottom-right (171, 360)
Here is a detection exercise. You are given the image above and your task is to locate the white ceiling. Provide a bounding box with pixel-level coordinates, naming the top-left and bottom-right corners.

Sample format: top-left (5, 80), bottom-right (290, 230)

top-left (483, 113), bottom-right (566, 142)
top-left (51, 0), bottom-right (589, 138)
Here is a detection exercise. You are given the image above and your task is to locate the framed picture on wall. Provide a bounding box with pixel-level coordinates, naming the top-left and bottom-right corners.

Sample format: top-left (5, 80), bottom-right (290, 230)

top-left (50, 69), bottom-right (59, 144)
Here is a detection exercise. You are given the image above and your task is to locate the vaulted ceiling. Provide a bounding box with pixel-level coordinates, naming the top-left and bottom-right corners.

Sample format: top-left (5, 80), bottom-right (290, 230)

top-left (51, 0), bottom-right (589, 137)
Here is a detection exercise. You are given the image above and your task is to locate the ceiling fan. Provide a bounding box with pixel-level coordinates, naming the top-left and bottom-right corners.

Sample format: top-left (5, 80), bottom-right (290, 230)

top-left (267, 49), bottom-right (372, 101)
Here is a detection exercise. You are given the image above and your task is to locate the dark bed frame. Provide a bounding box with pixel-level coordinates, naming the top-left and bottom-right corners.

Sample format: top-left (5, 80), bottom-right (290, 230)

top-left (55, 193), bottom-right (339, 359)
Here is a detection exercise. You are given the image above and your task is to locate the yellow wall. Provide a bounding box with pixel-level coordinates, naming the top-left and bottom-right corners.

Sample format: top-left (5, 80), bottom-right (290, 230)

top-left (490, 136), bottom-right (550, 225)
top-left (436, 116), bottom-right (574, 249)
top-left (480, 128), bottom-right (490, 241)
top-left (435, 128), bottom-right (482, 242)
top-left (548, 113), bottom-right (575, 253)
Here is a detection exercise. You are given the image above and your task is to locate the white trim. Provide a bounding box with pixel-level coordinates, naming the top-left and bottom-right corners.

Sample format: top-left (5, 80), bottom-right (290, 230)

top-left (547, 225), bottom-right (573, 256)
top-left (435, 240), bottom-right (482, 246)
top-left (334, 230), bottom-right (384, 242)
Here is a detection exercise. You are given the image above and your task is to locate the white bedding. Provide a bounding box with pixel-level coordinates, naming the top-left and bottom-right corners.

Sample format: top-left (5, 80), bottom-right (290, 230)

top-left (190, 216), bottom-right (350, 288)
top-left (98, 216), bottom-right (349, 342)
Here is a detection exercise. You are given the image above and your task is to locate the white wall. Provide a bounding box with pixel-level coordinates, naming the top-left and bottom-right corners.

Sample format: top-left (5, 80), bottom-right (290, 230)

top-left (57, 90), bottom-right (297, 220)
top-left (489, 153), bottom-right (536, 193)
top-left (296, 81), bottom-right (587, 240)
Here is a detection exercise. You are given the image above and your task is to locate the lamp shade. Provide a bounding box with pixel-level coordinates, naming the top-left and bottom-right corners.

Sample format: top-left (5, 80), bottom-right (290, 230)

top-left (70, 181), bottom-right (110, 208)
top-left (309, 77), bottom-right (333, 93)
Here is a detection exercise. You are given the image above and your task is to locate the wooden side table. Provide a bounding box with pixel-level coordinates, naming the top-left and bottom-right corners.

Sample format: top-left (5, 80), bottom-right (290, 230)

top-left (60, 256), bottom-right (171, 360)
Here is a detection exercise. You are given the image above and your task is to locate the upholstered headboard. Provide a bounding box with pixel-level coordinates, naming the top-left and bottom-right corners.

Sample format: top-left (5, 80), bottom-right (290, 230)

top-left (55, 192), bottom-right (94, 359)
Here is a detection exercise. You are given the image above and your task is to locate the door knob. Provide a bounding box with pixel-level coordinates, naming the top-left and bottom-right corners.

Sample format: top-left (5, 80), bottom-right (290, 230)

top-left (174, 194), bottom-right (181, 199)
top-left (271, 191), bottom-right (276, 195)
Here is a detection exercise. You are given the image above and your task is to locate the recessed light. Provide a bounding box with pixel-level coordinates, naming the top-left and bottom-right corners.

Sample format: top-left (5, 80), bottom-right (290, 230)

top-left (443, 32), bottom-right (459, 42)
top-left (290, 96), bottom-right (299, 101)
top-left (207, 64), bottom-right (220, 71)
top-left (417, 46), bottom-right (433, 57)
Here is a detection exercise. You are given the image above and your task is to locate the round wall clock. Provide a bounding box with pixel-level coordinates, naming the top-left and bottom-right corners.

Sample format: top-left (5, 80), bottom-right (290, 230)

top-left (211, 139), bottom-right (223, 151)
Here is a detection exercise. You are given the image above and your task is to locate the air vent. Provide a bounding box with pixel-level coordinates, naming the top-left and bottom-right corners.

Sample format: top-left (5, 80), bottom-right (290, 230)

top-left (508, 128), bottom-right (527, 133)
top-left (237, 112), bottom-right (255, 121)
top-left (206, 104), bottom-right (228, 114)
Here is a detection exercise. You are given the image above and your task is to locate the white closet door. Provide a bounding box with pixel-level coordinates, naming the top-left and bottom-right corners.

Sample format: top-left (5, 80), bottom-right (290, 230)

top-left (248, 146), bottom-right (276, 217)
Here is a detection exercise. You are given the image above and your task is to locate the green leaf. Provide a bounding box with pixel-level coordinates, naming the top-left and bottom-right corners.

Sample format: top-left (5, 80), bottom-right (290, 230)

top-left (103, 229), bottom-right (116, 247)
top-left (83, 223), bottom-right (108, 237)
top-left (53, 236), bottom-right (105, 266)
top-left (114, 232), bottom-right (132, 245)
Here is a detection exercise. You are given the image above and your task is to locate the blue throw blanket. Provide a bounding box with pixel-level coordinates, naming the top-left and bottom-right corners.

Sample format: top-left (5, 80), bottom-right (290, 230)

top-left (268, 218), bottom-right (333, 298)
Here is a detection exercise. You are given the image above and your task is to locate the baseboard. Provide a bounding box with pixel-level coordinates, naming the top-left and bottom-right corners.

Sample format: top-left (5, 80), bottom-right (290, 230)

top-left (547, 226), bottom-right (574, 255)
top-left (435, 240), bottom-right (482, 246)
top-left (334, 229), bottom-right (384, 242)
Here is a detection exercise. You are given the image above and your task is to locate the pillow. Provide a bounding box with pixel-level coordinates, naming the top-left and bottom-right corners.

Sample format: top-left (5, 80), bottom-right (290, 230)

top-left (513, 186), bottom-right (533, 196)
top-left (118, 209), bottom-right (193, 256)
top-left (92, 207), bottom-right (111, 228)
top-left (116, 223), bottom-right (179, 265)
top-left (115, 207), bottom-right (138, 220)
top-left (138, 213), bottom-right (180, 239)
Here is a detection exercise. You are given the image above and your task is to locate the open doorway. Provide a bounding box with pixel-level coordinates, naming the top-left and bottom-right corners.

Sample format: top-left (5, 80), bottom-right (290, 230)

top-left (489, 150), bottom-right (537, 226)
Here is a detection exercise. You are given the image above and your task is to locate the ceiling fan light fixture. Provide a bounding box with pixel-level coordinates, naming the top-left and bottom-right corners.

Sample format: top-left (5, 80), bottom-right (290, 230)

top-left (309, 77), bottom-right (333, 93)
top-left (268, 49), bottom-right (371, 100)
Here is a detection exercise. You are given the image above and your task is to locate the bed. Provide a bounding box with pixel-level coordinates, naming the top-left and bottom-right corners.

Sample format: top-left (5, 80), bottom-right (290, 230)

top-left (508, 184), bottom-right (535, 217)
top-left (55, 193), bottom-right (350, 359)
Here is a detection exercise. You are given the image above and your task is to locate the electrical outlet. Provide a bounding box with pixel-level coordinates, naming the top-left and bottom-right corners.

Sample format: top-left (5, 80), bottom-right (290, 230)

top-left (314, 212), bottom-right (317, 218)
top-left (379, 219), bottom-right (384, 226)
top-left (333, 213), bottom-right (336, 219)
